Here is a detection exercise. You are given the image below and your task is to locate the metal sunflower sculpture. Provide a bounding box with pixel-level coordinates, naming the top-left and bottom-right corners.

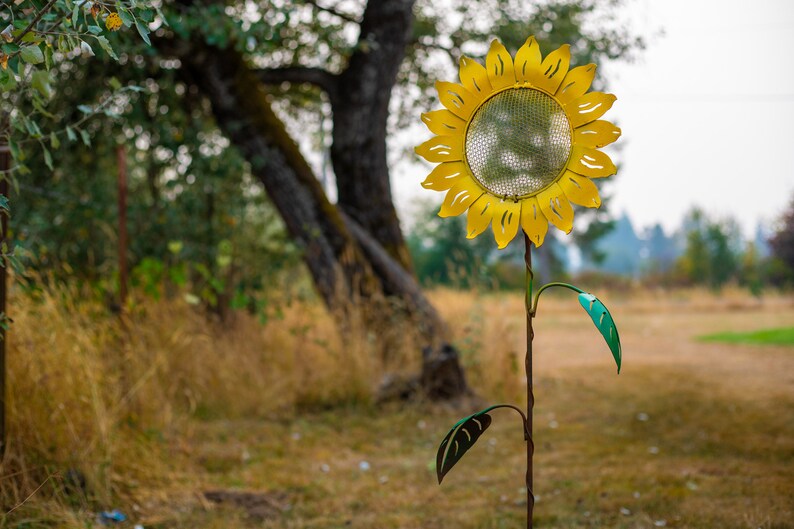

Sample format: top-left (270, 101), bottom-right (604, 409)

top-left (416, 36), bottom-right (623, 528)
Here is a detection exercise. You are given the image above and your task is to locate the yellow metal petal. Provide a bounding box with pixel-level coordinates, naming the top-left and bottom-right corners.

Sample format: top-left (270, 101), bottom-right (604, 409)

top-left (421, 161), bottom-right (468, 191)
top-left (492, 200), bottom-right (521, 249)
top-left (537, 183), bottom-right (574, 234)
top-left (439, 178), bottom-right (484, 218)
top-left (555, 63), bottom-right (596, 103)
top-left (520, 197), bottom-right (548, 248)
top-left (573, 120), bottom-right (622, 148)
top-left (566, 92), bottom-right (616, 128)
top-left (466, 195), bottom-right (498, 239)
top-left (514, 36), bottom-right (542, 84)
top-left (436, 81), bottom-right (480, 120)
top-left (421, 109), bottom-right (467, 136)
top-left (415, 135), bottom-right (464, 163)
top-left (567, 145), bottom-right (617, 178)
top-left (485, 39), bottom-right (516, 90)
top-left (459, 56), bottom-right (493, 100)
top-left (534, 44), bottom-right (570, 94)
top-left (558, 170), bottom-right (601, 208)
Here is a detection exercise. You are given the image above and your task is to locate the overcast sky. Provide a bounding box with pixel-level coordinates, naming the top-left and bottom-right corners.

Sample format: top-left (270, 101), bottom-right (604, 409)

top-left (393, 0), bottom-right (794, 238)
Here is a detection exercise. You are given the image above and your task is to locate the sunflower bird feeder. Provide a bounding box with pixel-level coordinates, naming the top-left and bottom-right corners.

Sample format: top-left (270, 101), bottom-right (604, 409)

top-left (416, 36), bottom-right (623, 527)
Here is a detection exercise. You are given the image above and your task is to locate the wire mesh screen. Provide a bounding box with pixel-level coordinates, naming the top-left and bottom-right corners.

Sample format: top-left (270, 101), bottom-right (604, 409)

top-left (465, 88), bottom-right (572, 197)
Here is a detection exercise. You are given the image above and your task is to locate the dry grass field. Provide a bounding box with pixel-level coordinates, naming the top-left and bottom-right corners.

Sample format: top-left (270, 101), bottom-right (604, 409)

top-left (2, 286), bottom-right (793, 528)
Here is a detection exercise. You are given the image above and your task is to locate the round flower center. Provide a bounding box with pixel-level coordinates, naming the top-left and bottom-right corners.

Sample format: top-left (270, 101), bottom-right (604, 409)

top-left (465, 87), bottom-right (572, 197)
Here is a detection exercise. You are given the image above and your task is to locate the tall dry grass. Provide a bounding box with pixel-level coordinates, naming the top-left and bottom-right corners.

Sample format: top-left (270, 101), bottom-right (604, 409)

top-left (1, 283), bottom-right (390, 522)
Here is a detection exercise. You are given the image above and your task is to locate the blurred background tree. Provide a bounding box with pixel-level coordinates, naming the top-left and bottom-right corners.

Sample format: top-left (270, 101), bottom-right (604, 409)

top-left (768, 192), bottom-right (794, 287)
top-left (674, 208), bottom-right (743, 291)
top-left (9, 0), bottom-right (646, 349)
top-left (9, 0), bottom-right (787, 344)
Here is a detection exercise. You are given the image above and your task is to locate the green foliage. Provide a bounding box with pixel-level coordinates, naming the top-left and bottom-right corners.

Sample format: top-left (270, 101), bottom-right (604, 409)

top-left (407, 200), bottom-right (496, 288)
top-left (13, 47), bottom-right (301, 315)
top-left (675, 208), bottom-right (742, 290)
top-left (1, 0), bottom-right (158, 171)
top-left (699, 327), bottom-right (794, 346)
top-left (738, 241), bottom-right (764, 297)
top-left (769, 192), bottom-right (794, 282)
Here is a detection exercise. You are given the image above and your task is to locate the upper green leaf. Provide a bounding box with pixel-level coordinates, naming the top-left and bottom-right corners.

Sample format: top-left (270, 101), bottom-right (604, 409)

top-left (577, 292), bottom-right (622, 373)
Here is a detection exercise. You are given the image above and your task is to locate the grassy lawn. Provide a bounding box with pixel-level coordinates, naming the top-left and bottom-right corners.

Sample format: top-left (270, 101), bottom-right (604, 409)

top-left (180, 366), bottom-right (793, 529)
top-left (699, 327), bottom-right (794, 346)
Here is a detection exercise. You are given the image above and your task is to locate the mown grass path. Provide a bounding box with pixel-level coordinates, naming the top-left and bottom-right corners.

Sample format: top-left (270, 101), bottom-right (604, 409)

top-left (167, 293), bottom-right (794, 528)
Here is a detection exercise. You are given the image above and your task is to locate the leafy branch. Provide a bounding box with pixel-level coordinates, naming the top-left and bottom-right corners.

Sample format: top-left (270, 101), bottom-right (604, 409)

top-left (10, 0), bottom-right (60, 46)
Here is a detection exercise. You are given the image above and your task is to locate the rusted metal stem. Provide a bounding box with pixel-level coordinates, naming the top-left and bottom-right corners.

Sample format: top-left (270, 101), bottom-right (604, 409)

top-left (482, 403), bottom-right (529, 434)
top-left (524, 233), bottom-right (535, 528)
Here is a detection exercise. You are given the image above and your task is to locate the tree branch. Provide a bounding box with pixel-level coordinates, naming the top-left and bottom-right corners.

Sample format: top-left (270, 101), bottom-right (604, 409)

top-left (303, 0), bottom-right (360, 24)
top-left (256, 66), bottom-right (339, 105)
top-left (413, 40), bottom-right (460, 65)
top-left (11, 0), bottom-right (59, 45)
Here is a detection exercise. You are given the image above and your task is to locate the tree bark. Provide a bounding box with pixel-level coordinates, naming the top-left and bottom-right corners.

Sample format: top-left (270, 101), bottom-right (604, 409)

top-left (331, 0), bottom-right (416, 272)
top-left (177, 41), bottom-right (379, 313)
top-left (253, 0), bottom-right (417, 274)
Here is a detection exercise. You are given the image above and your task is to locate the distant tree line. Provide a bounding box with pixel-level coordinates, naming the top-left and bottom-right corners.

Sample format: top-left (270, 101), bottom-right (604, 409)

top-left (407, 194), bottom-right (794, 293)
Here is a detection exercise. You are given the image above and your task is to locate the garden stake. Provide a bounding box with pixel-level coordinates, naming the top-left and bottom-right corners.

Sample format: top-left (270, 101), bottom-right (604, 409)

top-left (417, 36), bottom-right (624, 527)
top-left (524, 233), bottom-right (534, 527)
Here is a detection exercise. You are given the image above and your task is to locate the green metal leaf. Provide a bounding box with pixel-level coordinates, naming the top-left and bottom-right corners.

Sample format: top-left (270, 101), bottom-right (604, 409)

top-left (436, 411), bottom-right (492, 484)
top-left (577, 292), bottom-right (622, 373)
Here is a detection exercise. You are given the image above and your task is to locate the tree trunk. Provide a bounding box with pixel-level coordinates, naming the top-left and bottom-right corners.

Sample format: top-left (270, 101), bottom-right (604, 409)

top-left (166, 0), bottom-right (469, 400)
top-left (331, 0), bottom-right (415, 272)
top-left (178, 42), bottom-right (379, 314)
top-left (176, 41), bottom-right (450, 339)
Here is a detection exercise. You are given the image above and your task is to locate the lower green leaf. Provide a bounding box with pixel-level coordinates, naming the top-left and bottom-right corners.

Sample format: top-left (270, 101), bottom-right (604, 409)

top-left (577, 292), bottom-right (622, 373)
top-left (436, 411), bottom-right (492, 484)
